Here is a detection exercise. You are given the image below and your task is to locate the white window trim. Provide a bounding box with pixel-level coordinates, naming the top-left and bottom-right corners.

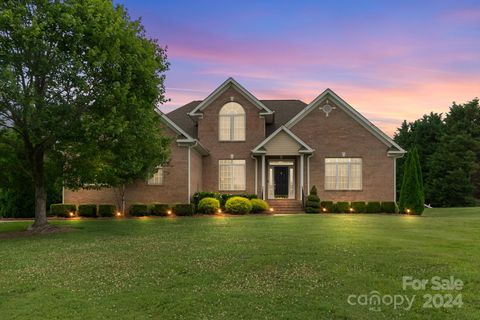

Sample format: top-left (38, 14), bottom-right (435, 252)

top-left (218, 159), bottom-right (246, 191)
top-left (218, 103), bottom-right (246, 141)
top-left (147, 167), bottom-right (164, 185)
top-left (324, 158), bottom-right (362, 191)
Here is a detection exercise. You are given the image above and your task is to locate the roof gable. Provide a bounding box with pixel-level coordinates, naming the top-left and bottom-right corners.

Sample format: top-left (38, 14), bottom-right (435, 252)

top-left (188, 77), bottom-right (273, 117)
top-left (252, 126), bottom-right (314, 154)
top-left (286, 89), bottom-right (405, 154)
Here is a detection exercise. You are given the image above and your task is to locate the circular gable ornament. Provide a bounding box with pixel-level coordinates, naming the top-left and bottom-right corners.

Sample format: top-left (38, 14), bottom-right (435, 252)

top-left (320, 99), bottom-right (335, 117)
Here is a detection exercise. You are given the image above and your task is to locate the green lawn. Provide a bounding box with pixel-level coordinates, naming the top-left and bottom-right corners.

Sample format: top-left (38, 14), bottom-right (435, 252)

top-left (1, 208), bottom-right (479, 319)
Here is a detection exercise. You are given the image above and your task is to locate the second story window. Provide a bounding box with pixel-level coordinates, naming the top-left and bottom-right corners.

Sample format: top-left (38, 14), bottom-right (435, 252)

top-left (219, 102), bottom-right (245, 141)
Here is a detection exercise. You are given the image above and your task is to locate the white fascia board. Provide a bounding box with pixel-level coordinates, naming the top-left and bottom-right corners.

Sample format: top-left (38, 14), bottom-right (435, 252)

top-left (286, 89), bottom-right (405, 152)
top-left (188, 77), bottom-right (273, 116)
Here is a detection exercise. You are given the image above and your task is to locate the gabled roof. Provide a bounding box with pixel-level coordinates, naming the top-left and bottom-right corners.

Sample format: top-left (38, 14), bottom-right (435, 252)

top-left (286, 88), bottom-right (406, 154)
top-left (188, 77), bottom-right (273, 117)
top-left (155, 108), bottom-right (209, 155)
top-left (252, 126), bottom-right (314, 155)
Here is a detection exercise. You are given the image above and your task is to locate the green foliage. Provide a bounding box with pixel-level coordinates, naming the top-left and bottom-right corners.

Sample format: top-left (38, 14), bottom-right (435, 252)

top-left (50, 204), bottom-right (76, 218)
top-left (335, 202), bottom-right (350, 213)
top-left (173, 204), bottom-right (195, 216)
top-left (351, 201), bottom-right (366, 213)
top-left (219, 193), bottom-right (257, 208)
top-left (192, 192), bottom-right (221, 208)
top-left (225, 197), bottom-right (252, 215)
top-left (98, 204), bottom-right (116, 217)
top-left (78, 204), bottom-right (97, 217)
top-left (399, 148), bottom-right (425, 215)
top-left (366, 202), bottom-right (382, 213)
top-left (305, 186), bottom-right (320, 213)
top-left (0, 0), bottom-right (169, 227)
top-left (198, 197), bottom-right (220, 214)
top-left (150, 203), bottom-right (170, 216)
top-left (320, 201), bottom-right (334, 213)
top-left (381, 202), bottom-right (398, 213)
top-left (129, 204), bottom-right (149, 217)
top-left (250, 199), bottom-right (269, 213)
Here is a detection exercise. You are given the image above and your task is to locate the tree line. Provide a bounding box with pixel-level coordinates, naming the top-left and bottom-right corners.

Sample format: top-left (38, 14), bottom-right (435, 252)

top-left (394, 99), bottom-right (480, 207)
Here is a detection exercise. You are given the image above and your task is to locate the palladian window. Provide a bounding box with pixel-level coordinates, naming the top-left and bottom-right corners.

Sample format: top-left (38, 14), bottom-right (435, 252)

top-left (219, 102), bottom-right (246, 141)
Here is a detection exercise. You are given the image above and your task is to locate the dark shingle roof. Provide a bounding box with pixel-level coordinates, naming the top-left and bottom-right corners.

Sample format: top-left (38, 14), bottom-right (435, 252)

top-left (166, 99), bottom-right (307, 139)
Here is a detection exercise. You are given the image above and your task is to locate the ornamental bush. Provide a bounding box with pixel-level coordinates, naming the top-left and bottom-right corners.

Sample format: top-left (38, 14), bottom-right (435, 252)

top-left (320, 201), bottom-right (334, 213)
top-left (98, 204), bottom-right (116, 217)
top-left (335, 202), bottom-right (350, 213)
top-left (250, 199), bottom-right (269, 213)
top-left (399, 148), bottom-right (425, 215)
top-left (78, 204), bottom-right (97, 217)
top-left (173, 203), bottom-right (195, 216)
top-left (198, 197), bottom-right (220, 214)
top-left (129, 203), bottom-right (149, 216)
top-left (50, 204), bottom-right (76, 217)
top-left (305, 186), bottom-right (320, 213)
top-left (351, 201), bottom-right (366, 213)
top-left (225, 197), bottom-right (252, 214)
top-left (381, 202), bottom-right (399, 213)
top-left (150, 203), bottom-right (170, 216)
top-left (366, 201), bottom-right (382, 213)
top-left (192, 192), bottom-right (221, 208)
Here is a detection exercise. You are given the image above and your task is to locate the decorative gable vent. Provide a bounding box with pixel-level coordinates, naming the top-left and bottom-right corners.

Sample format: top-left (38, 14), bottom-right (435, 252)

top-left (320, 99), bottom-right (335, 117)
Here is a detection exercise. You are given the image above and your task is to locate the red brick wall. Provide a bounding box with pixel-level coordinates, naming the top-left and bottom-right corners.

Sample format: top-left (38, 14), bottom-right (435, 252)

top-left (190, 148), bottom-right (203, 194)
top-left (63, 126), bottom-right (190, 209)
top-left (198, 86), bottom-right (266, 194)
top-left (290, 97), bottom-right (395, 202)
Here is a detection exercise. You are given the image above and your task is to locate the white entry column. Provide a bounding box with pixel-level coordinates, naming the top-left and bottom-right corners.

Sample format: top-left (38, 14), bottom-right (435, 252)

top-left (261, 154), bottom-right (266, 200)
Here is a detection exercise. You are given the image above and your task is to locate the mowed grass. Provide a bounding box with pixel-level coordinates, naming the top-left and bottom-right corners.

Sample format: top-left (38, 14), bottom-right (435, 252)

top-left (1, 208), bottom-right (479, 319)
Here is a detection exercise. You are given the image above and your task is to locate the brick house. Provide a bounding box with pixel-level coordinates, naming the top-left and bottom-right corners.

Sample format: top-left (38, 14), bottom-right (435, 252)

top-left (64, 78), bottom-right (405, 211)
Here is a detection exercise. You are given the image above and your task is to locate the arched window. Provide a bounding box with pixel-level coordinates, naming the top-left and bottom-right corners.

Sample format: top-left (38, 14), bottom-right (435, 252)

top-left (219, 102), bottom-right (245, 141)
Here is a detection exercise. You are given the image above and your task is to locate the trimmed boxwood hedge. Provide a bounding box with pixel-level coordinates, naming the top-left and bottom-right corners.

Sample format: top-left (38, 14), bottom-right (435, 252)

top-left (78, 204), bottom-right (97, 217)
top-left (50, 204), bottom-right (76, 217)
top-left (129, 203), bottom-right (149, 216)
top-left (150, 203), bottom-right (170, 216)
top-left (98, 204), bottom-right (116, 217)
top-left (351, 201), bottom-right (366, 213)
top-left (381, 201), bottom-right (398, 213)
top-left (173, 203), bottom-right (195, 216)
top-left (225, 197), bottom-right (252, 214)
top-left (198, 197), bottom-right (220, 214)
top-left (250, 199), bottom-right (269, 213)
top-left (366, 201), bottom-right (382, 213)
top-left (320, 201), bottom-right (334, 213)
top-left (335, 202), bottom-right (350, 213)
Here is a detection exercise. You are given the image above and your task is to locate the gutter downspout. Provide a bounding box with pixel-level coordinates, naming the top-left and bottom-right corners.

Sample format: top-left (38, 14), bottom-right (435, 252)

top-left (188, 146), bottom-right (191, 203)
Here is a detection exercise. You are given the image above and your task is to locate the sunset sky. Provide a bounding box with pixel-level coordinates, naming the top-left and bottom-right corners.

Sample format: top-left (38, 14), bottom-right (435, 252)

top-left (116, 0), bottom-right (480, 136)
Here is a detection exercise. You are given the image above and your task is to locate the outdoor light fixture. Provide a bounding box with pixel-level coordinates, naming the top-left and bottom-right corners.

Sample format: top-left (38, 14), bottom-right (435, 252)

top-left (167, 210), bottom-right (172, 215)
top-left (322, 207), bottom-right (327, 212)
top-left (116, 211), bottom-right (122, 217)
top-left (69, 212), bottom-right (74, 217)
top-left (269, 207), bottom-right (274, 212)
top-left (349, 207), bottom-right (354, 213)
top-left (406, 208), bottom-right (411, 214)
top-left (217, 209), bottom-right (222, 214)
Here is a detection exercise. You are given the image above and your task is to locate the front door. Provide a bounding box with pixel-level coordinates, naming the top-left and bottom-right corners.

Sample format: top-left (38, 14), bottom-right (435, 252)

top-left (274, 166), bottom-right (289, 197)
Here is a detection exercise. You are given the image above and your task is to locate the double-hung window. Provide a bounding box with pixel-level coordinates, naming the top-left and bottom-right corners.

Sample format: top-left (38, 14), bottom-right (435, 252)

top-left (219, 160), bottom-right (246, 191)
top-left (325, 158), bottom-right (362, 190)
top-left (219, 102), bottom-right (246, 141)
top-left (147, 167), bottom-right (164, 185)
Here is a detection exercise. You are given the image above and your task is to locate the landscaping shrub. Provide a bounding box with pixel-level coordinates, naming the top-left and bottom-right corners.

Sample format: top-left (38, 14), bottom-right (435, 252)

top-left (173, 203), bottom-right (195, 216)
top-left (150, 203), bottom-right (170, 216)
top-left (366, 201), bottom-right (382, 213)
top-left (320, 201), bottom-right (334, 213)
top-left (335, 202), bottom-right (350, 213)
top-left (381, 202), bottom-right (399, 213)
top-left (192, 192), bottom-right (221, 207)
top-left (250, 199), bottom-right (269, 213)
top-left (399, 148), bottom-right (425, 215)
top-left (351, 201), bottom-right (366, 213)
top-left (50, 204), bottom-right (76, 217)
top-left (225, 197), bottom-right (252, 214)
top-left (129, 203), bottom-right (149, 216)
top-left (305, 186), bottom-right (320, 213)
top-left (78, 204), bottom-right (97, 217)
top-left (98, 204), bottom-right (116, 217)
top-left (220, 193), bottom-right (258, 208)
top-left (198, 197), bottom-right (220, 214)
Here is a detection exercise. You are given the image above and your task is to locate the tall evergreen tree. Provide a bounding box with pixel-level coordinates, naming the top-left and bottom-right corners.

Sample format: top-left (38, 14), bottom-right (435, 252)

top-left (399, 148), bottom-right (425, 215)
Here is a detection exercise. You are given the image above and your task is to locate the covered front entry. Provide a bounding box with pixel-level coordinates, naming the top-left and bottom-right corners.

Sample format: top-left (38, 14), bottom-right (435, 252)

top-left (268, 160), bottom-right (295, 199)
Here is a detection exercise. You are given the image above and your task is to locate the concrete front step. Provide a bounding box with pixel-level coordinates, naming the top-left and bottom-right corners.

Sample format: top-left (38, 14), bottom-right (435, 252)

top-left (267, 200), bottom-right (303, 213)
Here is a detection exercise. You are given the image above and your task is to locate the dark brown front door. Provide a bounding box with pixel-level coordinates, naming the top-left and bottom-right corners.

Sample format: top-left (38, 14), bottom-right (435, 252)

top-left (274, 166), bottom-right (289, 197)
